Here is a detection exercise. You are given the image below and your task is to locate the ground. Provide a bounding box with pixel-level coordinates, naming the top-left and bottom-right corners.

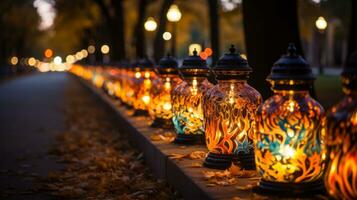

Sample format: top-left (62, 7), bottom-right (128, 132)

top-left (0, 73), bottom-right (177, 200)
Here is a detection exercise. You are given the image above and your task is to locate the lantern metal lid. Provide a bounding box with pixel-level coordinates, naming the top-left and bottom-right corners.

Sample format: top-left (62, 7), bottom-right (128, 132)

top-left (157, 54), bottom-right (179, 75)
top-left (267, 43), bottom-right (315, 90)
top-left (213, 45), bottom-right (252, 80)
top-left (138, 57), bottom-right (154, 70)
top-left (342, 52), bottom-right (357, 90)
top-left (179, 49), bottom-right (209, 78)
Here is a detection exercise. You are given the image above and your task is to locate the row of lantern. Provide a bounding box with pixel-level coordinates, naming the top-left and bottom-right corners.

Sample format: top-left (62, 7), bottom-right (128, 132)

top-left (70, 44), bottom-right (356, 199)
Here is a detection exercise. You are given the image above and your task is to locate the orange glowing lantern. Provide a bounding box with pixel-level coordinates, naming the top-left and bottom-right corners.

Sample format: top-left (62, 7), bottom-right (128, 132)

top-left (172, 49), bottom-right (213, 144)
top-left (132, 58), bottom-right (157, 115)
top-left (254, 44), bottom-right (326, 195)
top-left (324, 52), bottom-right (357, 199)
top-left (103, 65), bottom-right (120, 97)
top-left (149, 54), bottom-right (181, 128)
top-left (203, 45), bottom-right (262, 169)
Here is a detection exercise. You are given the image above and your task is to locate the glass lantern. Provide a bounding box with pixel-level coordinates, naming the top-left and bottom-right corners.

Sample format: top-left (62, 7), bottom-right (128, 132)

top-left (172, 50), bottom-right (213, 144)
top-left (132, 58), bottom-right (157, 116)
top-left (254, 44), bottom-right (326, 195)
top-left (103, 65), bottom-right (119, 97)
top-left (149, 55), bottom-right (182, 128)
top-left (120, 61), bottom-right (136, 108)
top-left (203, 45), bottom-right (262, 170)
top-left (324, 52), bottom-right (357, 199)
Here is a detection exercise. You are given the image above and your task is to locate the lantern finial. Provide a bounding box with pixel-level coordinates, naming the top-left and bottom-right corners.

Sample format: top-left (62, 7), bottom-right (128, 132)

top-left (287, 43), bottom-right (297, 56)
top-left (193, 48), bottom-right (198, 56)
top-left (229, 45), bottom-right (236, 54)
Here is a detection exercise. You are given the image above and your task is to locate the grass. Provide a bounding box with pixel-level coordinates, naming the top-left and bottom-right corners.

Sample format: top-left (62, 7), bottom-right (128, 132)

top-left (314, 75), bottom-right (343, 109)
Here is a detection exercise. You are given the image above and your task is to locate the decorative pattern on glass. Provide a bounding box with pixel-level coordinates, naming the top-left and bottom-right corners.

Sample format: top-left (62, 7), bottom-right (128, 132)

top-left (149, 77), bottom-right (181, 121)
top-left (325, 96), bottom-right (357, 199)
top-left (203, 82), bottom-right (262, 155)
top-left (172, 78), bottom-right (212, 135)
top-left (254, 92), bottom-right (326, 183)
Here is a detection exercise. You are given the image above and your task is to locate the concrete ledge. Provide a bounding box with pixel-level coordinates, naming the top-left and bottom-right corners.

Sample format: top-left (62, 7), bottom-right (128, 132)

top-left (76, 76), bottom-right (308, 200)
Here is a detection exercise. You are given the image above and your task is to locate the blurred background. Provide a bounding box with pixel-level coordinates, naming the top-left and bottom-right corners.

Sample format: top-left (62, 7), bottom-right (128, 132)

top-left (0, 0), bottom-right (356, 107)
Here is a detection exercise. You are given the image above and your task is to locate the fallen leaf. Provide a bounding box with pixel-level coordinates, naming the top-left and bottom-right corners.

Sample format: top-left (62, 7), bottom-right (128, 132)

top-left (189, 162), bottom-right (202, 168)
top-left (236, 184), bottom-right (254, 190)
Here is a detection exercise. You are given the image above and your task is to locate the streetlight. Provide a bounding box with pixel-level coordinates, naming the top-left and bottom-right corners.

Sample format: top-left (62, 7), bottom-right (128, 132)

top-left (315, 16), bottom-right (328, 74)
top-left (144, 17), bottom-right (157, 58)
top-left (101, 44), bottom-right (110, 64)
top-left (316, 16), bottom-right (327, 31)
top-left (167, 4), bottom-right (181, 56)
top-left (10, 56), bottom-right (18, 65)
top-left (54, 56), bottom-right (62, 65)
top-left (162, 32), bottom-right (172, 41)
top-left (144, 17), bottom-right (157, 32)
top-left (87, 45), bottom-right (96, 64)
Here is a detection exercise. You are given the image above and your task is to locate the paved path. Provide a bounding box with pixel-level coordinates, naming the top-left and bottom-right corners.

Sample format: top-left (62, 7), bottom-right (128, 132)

top-left (0, 73), bottom-right (74, 199)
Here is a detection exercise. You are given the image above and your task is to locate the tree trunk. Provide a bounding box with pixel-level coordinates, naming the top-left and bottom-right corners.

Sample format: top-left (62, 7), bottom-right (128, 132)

top-left (347, 0), bottom-right (357, 58)
top-left (94, 0), bottom-right (126, 61)
top-left (242, 0), bottom-right (303, 99)
top-left (153, 0), bottom-right (174, 62)
top-left (134, 0), bottom-right (147, 58)
top-left (208, 0), bottom-right (220, 65)
top-left (113, 0), bottom-right (126, 60)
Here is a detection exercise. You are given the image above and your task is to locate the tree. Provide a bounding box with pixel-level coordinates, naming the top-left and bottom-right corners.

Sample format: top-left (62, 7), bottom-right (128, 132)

top-left (347, 0), bottom-right (357, 57)
top-left (94, 0), bottom-right (126, 61)
top-left (153, 0), bottom-right (174, 62)
top-left (208, 0), bottom-right (220, 65)
top-left (0, 0), bottom-right (41, 65)
top-left (134, 0), bottom-right (148, 58)
top-left (242, 0), bottom-right (303, 99)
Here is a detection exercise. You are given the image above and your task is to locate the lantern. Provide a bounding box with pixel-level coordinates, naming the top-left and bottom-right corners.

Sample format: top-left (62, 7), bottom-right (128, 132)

top-left (254, 44), bottom-right (326, 194)
top-left (149, 54), bottom-right (182, 128)
top-left (92, 65), bottom-right (105, 89)
top-left (324, 52), bottom-right (357, 199)
top-left (172, 49), bottom-right (213, 144)
top-left (132, 58), bottom-right (157, 115)
top-left (103, 65), bottom-right (119, 97)
top-left (120, 61), bottom-right (136, 107)
top-left (203, 45), bottom-right (262, 169)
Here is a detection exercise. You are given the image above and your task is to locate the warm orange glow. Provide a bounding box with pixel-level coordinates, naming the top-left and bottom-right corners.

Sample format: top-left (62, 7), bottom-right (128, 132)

top-left (255, 91), bottom-right (326, 183)
top-left (199, 52), bottom-right (208, 60)
top-left (172, 78), bottom-right (213, 136)
top-left (325, 95), bottom-right (357, 199)
top-left (10, 56), bottom-right (18, 65)
top-left (204, 81), bottom-right (262, 156)
top-left (204, 48), bottom-right (212, 56)
top-left (149, 77), bottom-right (181, 126)
top-left (44, 48), bottom-right (53, 58)
top-left (132, 70), bottom-right (157, 112)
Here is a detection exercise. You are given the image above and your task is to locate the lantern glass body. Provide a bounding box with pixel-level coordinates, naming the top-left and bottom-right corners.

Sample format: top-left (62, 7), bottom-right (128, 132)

top-left (204, 80), bottom-right (262, 157)
top-left (325, 90), bottom-right (357, 199)
top-left (114, 68), bottom-right (123, 100)
top-left (132, 70), bottom-right (157, 112)
top-left (104, 68), bottom-right (118, 96)
top-left (149, 75), bottom-right (181, 126)
top-left (255, 89), bottom-right (326, 183)
top-left (121, 69), bottom-right (135, 106)
top-left (172, 77), bottom-right (212, 138)
top-left (93, 68), bottom-right (104, 88)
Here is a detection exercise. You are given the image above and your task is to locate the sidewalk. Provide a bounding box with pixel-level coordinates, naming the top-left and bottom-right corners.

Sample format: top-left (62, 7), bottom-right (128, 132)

top-left (0, 73), bottom-right (70, 199)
